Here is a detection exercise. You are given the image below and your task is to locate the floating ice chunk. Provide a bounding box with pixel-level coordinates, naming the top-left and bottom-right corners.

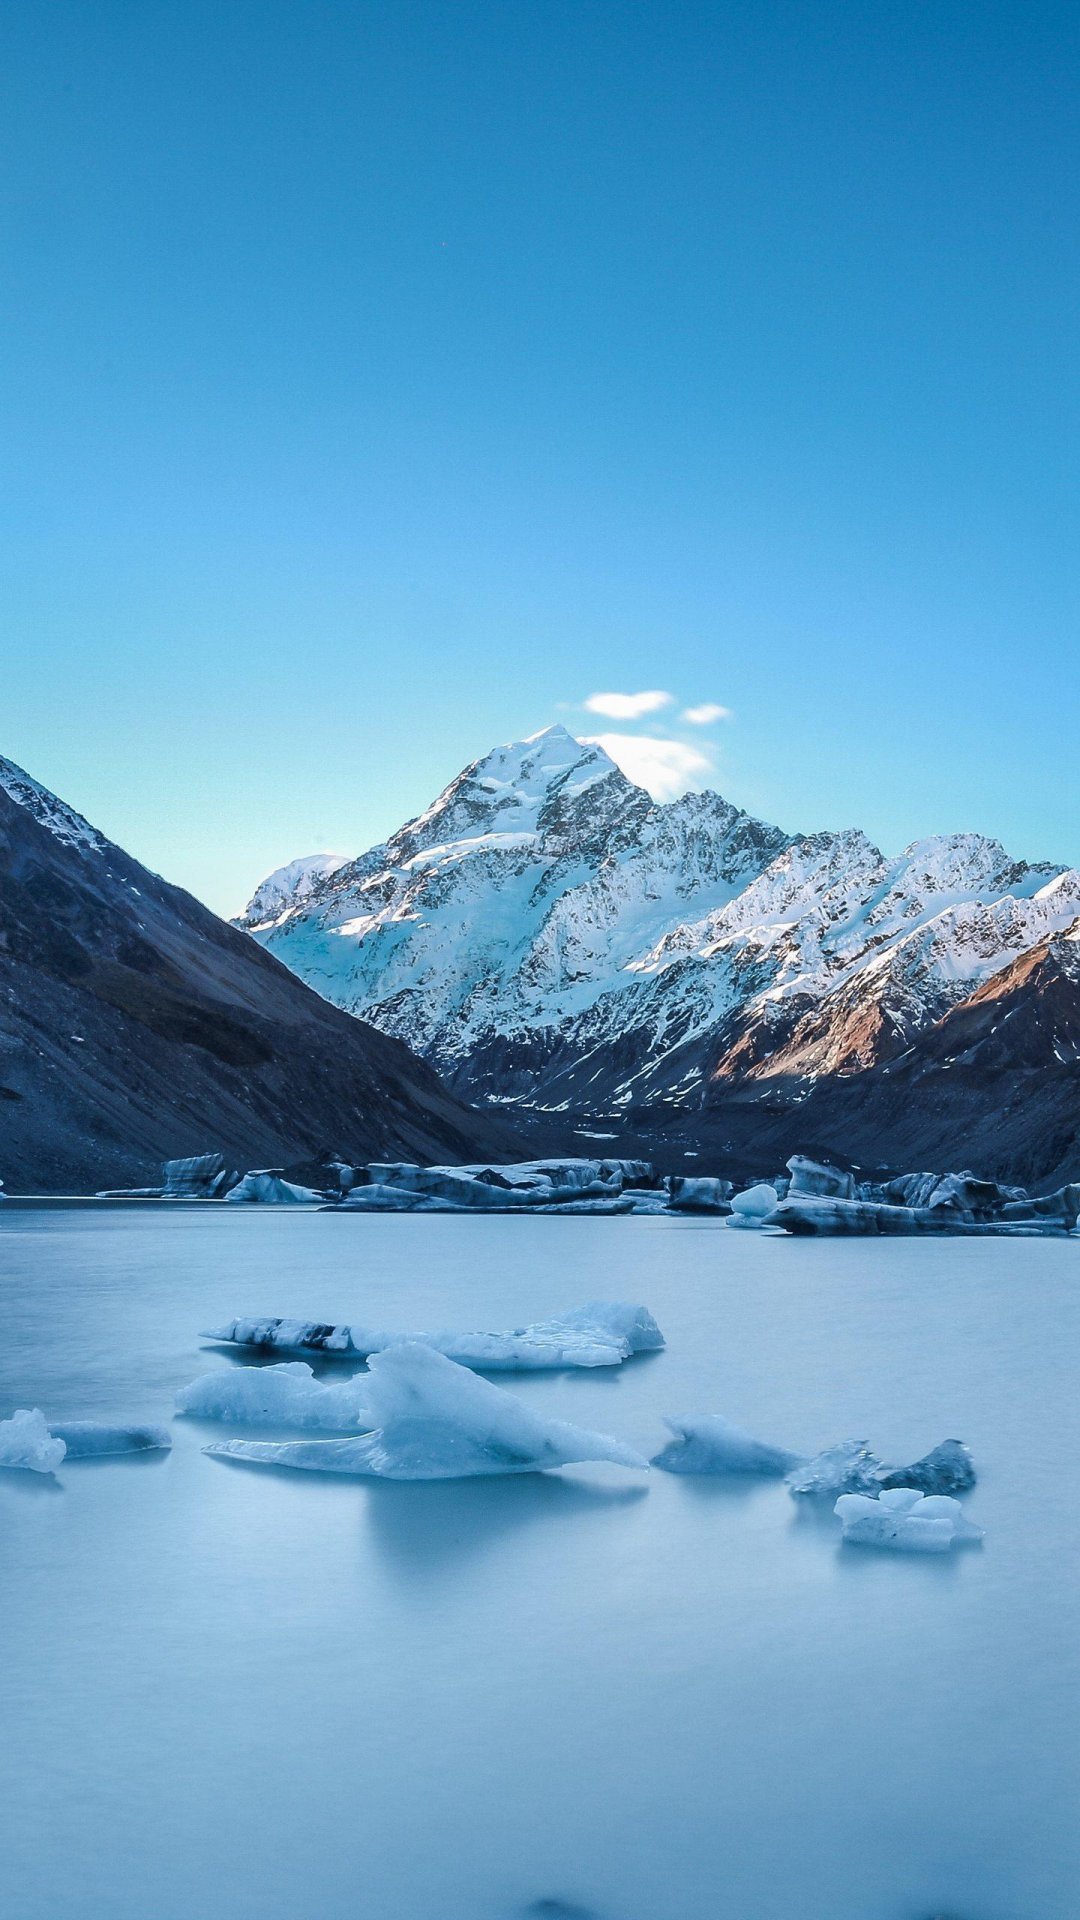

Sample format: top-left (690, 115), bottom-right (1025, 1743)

top-left (727, 1183), bottom-right (779, 1227)
top-left (49, 1422), bottom-right (171, 1456)
top-left (202, 1317), bottom-right (360, 1355)
top-left (667, 1176), bottom-right (732, 1213)
top-left (651, 1415), bottom-right (802, 1476)
top-left (162, 1153), bottom-right (236, 1198)
top-left (225, 1171), bottom-right (321, 1205)
top-left (534, 1196), bottom-right (632, 1214)
top-left (770, 1196), bottom-right (1069, 1237)
top-left (787, 1439), bottom-right (889, 1496)
top-left (201, 1301), bottom-right (664, 1372)
top-left (0, 1408), bottom-right (67, 1473)
top-left (177, 1362), bottom-right (371, 1430)
top-left (835, 1488), bottom-right (984, 1552)
top-left (333, 1184), bottom-right (437, 1212)
top-left (880, 1439), bottom-right (976, 1495)
top-left (786, 1155), bottom-right (856, 1200)
top-left (205, 1342), bottom-right (649, 1479)
top-left (624, 1191), bottom-right (673, 1215)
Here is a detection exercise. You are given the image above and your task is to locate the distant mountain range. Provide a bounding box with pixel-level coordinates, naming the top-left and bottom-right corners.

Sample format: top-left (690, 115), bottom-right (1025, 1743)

top-left (239, 725), bottom-right (1080, 1185)
top-left (0, 756), bottom-right (519, 1193)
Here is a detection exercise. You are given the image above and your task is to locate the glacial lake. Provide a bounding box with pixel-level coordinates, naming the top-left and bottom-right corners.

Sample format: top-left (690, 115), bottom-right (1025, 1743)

top-left (0, 1208), bottom-right (1077, 1920)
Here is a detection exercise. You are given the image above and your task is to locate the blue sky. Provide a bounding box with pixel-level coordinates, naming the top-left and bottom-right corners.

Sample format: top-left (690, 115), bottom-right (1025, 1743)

top-left (3, 0), bottom-right (1077, 913)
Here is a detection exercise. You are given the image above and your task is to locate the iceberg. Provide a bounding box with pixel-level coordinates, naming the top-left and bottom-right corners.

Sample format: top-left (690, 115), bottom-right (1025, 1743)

top-left (205, 1342), bottom-right (649, 1479)
top-left (786, 1155), bottom-right (856, 1200)
top-left (787, 1439), bottom-right (889, 1496)
top-left (727, 1183), bottom-right (779, 1227)
top-left (162, 1153), bottom-right (236, 1198)
top-left (880, 1438), bottom-right (976, 1495)
top-left (667, 1176), bottom-right (732, 1213)
top-left (834, 1488), bottom-right (984, 1552)
top-left (201, 1301), bottom-right (665, 1371)
top-left (49, 1421), bottom-right (171, 1456)
top-left (203, 1316), bottom-right (359, 1355)
top-left (331, 1184), bottom-right (437, 1212)
top-left (176, 1362), bottom-right (371, 1430)
top-left (769, 1196), bottom-right (1070, 1236)
top-left (224, 1171), bottom-right (322, 1205)
top-left (534, 1196), bottom-right (632, 1214)
top-left (651, 1414), bottom-right (802, 1476)
top-left (332, 1158), bottom-right (660, 1212)
top-left (0, 1408), bottom-right (67, 1473)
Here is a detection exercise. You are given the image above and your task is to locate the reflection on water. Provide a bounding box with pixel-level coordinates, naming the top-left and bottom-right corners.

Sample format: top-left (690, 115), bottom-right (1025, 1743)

top-left (361, 1474), bottom-right (650, 1579)
top-left (0, 1209), bottom-right (1078, 1920)
top-left (522, 1900), bottom-right (605, 1919)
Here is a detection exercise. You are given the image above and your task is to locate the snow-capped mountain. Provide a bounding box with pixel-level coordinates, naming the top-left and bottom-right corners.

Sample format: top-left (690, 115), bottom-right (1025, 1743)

top-left (238, 725), bottom-right (1080, 1119)
top-left (237, 851), bottom-right (349, 927)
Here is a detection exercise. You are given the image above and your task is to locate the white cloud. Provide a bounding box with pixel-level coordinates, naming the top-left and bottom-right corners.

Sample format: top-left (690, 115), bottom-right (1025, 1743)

top-left (681, 702), bottom-right (732, 726)
top-left (583, 689), bottom-right (675, 721)
top-left (583, 732), bottom-right (716, 801)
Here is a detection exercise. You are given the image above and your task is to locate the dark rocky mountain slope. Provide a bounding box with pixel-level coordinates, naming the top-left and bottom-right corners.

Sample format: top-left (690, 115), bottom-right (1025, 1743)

top-left (0, 757), bottom-right (521, 1193)
top-left (646, 928), bottom-right (1080, 1188)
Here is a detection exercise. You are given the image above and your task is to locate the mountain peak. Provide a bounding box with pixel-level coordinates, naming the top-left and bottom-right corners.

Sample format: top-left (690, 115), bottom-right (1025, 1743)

top-left (0, 755), bottom-right (107, 857)
top-left (237, 851), bottom-right (350, 929)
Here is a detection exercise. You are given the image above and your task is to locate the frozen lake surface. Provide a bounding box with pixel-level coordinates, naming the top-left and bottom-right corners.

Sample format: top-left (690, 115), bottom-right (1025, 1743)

top-left (1, 1209), bottom-right (1077, 1920)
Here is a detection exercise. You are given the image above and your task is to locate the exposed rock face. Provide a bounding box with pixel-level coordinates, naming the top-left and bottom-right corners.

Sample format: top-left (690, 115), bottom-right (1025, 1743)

top-left (719, 930), bottom-right (1080, 1188)
top-left (0, 756), bottom-right (522, 1193)
top-left (237, 727), bottom-right (1080, 1182)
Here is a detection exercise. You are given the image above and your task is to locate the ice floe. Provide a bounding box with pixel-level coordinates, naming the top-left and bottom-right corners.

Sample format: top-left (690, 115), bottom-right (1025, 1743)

top-left (177, 1362), bottom-right (371, 1430)
top-left (880, 1439), bottom-right (976, 1495)
top-left (162, 1153), bottom-right (236, 1198)
top-left (727, 1183), bottom-right (779, 1227)
top-left (834, 1488), bottom-right (984, 1552)
top-left (651, 1415), bottom-right (801, 1476)
top-left (205, 1341), bottom-right (649, 1479)
top-left (787, 1440), bottom-right (890, 1496)
top-left (0, 1408), bottom-right (67, 1473)
top-left (224, 1171), bottom-right (321, 1205)
top-left (786, 1154), bottom-right (856, 1200)
top-left (666, 1176), bottom-right (732, 1213)
top-left (49, 1422), bottom-right (171, 1456)
top-left (201, 1301), bottom-right (664, 1371)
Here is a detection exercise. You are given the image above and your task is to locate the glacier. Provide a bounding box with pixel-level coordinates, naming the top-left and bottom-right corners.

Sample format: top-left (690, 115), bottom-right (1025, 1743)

top-left (201, 1301), bottom-right (664, 1370)
top-left (176, 1362), bottom-right (371, 1430)
top-left (204, 1341), bottom-right (649, 1479)
top-left (834, 1489), bottom-right (984, 1553)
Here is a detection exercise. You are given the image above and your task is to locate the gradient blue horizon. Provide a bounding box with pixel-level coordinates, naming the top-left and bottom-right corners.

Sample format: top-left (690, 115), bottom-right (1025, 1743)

top-left (2, 0), bottom-right (1077, 913)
